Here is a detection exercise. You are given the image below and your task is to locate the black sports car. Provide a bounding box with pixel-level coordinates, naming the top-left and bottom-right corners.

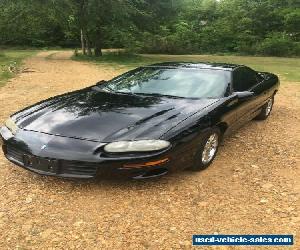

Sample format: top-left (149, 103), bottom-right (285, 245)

top-left (1, 62), bottom-right (279, 179)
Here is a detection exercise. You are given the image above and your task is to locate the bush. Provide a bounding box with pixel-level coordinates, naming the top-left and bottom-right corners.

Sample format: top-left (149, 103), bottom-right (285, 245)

top-left (257, 33), bottom-right (298, 56)
top-left (294, 42), bottom-right (300, 56)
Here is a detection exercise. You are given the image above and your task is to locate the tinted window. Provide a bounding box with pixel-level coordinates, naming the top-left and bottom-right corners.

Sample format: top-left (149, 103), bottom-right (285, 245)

top-left (233, 67), bottom-right (258, 92)
top-left (101, 67), bottom-right (231, 99)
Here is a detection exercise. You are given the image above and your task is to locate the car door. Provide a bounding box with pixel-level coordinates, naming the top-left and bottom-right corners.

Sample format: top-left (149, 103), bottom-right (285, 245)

top-left (250, 72), bottom-right (271, 110)
top-left (232, 67), bottom-right (259, 126)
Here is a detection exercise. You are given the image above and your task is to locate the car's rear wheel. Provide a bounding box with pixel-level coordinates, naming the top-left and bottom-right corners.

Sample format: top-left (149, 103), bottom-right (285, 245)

top-left (255, 96), bottom-right (274, 120)
top-left (190, 128), bottom-right (221, 171)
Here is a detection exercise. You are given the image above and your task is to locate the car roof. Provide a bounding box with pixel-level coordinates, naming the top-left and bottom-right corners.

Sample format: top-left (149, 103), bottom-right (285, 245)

top-left (146, 62), bottom-right (243, 71)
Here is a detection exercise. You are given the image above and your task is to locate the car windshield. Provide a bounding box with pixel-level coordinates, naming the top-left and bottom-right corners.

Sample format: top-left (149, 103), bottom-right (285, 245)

top-left (101, 67), bottom-right (230, 99)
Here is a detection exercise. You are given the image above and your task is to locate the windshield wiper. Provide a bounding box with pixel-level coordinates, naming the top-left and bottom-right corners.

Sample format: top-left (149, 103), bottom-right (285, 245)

top-left (134, 92), bottom-right (185, 99)
top-left (93, 86), bottom-right (138, 96)
top-left (92, 85), bottom-right (115, 93)
top-left (92, 88), bottom-right (185, 99)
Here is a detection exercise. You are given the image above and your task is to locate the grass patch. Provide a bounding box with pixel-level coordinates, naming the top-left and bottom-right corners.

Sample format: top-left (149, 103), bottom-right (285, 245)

top-left (0, 49), bottom-right (37, 87)
top-left (73, 51), bottom-right (300, 82)
top-left (72, 51), bottom-right (157, 71)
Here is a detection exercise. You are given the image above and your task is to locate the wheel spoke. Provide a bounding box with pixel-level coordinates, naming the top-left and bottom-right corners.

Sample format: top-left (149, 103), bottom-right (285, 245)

top-left (266, 98), bottom-right (273, 116)
top-left (201, 133), bottom-right (219, 164)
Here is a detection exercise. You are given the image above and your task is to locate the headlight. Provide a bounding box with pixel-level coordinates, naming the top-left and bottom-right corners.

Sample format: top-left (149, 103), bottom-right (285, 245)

top-left (104, 140), bottom-right (170, 153)
top-left (5, 117), bottom-right (19, 135)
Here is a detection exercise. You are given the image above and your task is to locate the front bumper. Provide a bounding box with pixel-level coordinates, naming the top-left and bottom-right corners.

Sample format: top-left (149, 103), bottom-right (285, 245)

top-left (0, 127), bottom-right (171, 179)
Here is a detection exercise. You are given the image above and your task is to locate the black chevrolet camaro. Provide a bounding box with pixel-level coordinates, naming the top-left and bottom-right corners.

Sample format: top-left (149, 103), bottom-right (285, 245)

top-left (1, 62), bottom-right (279, 179)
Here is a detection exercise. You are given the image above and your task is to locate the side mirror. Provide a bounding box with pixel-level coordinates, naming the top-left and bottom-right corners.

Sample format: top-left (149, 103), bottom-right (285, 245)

top-left (234, 91), bottom-right (254, 100)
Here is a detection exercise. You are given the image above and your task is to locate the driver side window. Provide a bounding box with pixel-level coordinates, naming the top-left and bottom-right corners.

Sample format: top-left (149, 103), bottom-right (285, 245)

top-left (232, 67), bottom-right (258, 92)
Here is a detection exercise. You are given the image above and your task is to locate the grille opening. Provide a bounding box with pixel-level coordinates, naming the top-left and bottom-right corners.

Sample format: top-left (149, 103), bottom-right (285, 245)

top-left (5, 145), bottom-right (99, 178)
top-left (62, 161), bottom-right (98, 176)
top-left (6, 146), bottom-right (24, 162)
top-left (134, 168), bottom-right (168, 179)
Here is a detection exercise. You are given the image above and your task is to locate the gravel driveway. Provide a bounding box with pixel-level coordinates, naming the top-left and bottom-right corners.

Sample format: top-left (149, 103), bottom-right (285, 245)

top-left (0, 51), bottom-right (299, 249)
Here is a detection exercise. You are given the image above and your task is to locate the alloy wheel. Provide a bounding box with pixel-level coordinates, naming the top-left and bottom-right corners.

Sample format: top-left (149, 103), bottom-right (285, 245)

top-left (201, 133), bottom-right (219, 164)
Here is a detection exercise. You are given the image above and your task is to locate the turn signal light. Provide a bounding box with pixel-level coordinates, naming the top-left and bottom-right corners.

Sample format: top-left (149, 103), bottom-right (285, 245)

top-left (122, 158), bottom-right (170, 169)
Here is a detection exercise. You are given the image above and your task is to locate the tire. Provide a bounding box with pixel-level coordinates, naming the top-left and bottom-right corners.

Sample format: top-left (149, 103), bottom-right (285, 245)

top-left (190, 128), bottom-right (221, 171)
top-left (255, 96), bottom-right (274, 120)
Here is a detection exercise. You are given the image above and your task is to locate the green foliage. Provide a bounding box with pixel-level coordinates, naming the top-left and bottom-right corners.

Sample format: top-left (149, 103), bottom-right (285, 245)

top-left (125, 0), bottom-right (300, 56)
top-left (258, 33), bottom-right (299, 56)
top-left (284, 9), bottom-right (300, 41)
top-left (0, 1), bottom-right (67, 47)
top-left (0, 0), bottom-right (299, 57)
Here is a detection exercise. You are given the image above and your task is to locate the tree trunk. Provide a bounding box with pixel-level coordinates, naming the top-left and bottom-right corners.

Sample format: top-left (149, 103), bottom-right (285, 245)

top-left (94, 46), bottom-right (102, 57)
top-left (85, 33), bottom-right (92, 56)
top-left (94, 31), bottom-right (103, 57)
top-left (87, 45), bottom-right (92, 56)
top-left (81, 29), bottom-right (86, 55)
top-left (79, 0), bottom-right (88, 55)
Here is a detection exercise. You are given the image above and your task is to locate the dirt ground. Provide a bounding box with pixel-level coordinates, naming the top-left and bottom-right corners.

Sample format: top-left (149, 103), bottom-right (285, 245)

top-left (0, 51), bottom-right (299, 249)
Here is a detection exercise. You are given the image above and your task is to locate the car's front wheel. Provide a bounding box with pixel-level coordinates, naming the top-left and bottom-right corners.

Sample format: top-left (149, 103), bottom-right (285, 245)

top-left (255, 96), bottom-right (274, 120)
top-left (190, 128), bottom-right (221, 171)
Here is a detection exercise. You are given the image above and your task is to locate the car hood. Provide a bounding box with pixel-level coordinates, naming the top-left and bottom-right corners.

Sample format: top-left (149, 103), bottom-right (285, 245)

top-left (12, 87), bottom-right (217, 142)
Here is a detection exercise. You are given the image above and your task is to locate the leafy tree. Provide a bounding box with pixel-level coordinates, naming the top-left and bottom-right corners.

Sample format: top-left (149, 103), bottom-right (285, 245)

top-left (0, 0), bottom-right (299, 56)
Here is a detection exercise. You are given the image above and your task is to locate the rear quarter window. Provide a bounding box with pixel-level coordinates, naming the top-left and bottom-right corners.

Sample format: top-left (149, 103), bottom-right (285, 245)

top-left (232, 67), bottom-right (258, 91)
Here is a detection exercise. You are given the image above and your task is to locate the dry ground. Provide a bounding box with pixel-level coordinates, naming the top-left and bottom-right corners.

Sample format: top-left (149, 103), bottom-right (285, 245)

top-left (0, 51), bottom-right (299, 249)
